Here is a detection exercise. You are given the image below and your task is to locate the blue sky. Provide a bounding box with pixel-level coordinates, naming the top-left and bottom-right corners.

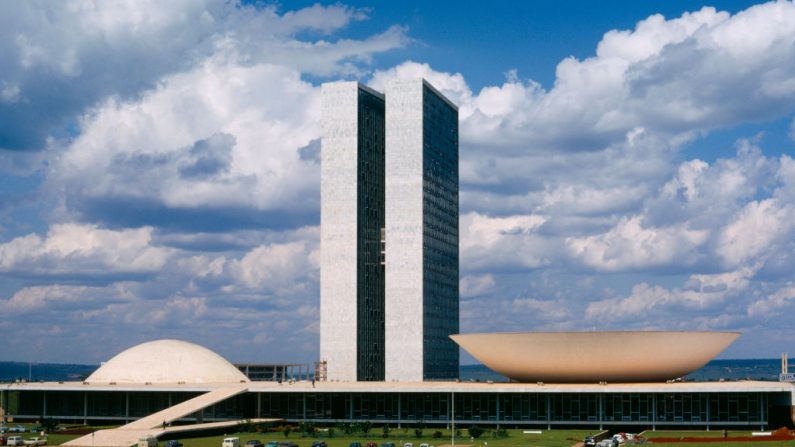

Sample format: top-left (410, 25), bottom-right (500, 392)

top-left (1, 1), bottom-right (795, 365)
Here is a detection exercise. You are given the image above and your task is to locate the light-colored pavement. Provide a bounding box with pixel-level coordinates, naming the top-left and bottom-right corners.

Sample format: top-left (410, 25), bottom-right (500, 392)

top-left (125, 386), bottom-right (247, 429)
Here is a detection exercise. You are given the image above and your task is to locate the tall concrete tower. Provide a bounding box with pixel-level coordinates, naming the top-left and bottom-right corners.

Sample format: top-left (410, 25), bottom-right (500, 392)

top-left (384, 79), bottom-right (459, 381)
top-left (320, 82), bottom-right (386, 382)
top-left (320, 79), bottom-right (458, 382)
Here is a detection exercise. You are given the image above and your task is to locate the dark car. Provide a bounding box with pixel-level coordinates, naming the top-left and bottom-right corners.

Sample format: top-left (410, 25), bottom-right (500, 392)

top-left (381, 443), bottom-right (395, 447)
top-left (365, 443), bottom-right (377, 447)
top-left (583, 436), bottom-right (596, 447)
top-left (1, 434), bottom-right (7, 446)
top-left (278, 442), bottom-right (298, 447)
top-left (311, 441), bottom-right (327, 447)
top-left (245, 440), bottom-right (264, 447)
top-left (349, 442), bottom-right (362, 447)
top-left (164, 441), bottom-right (183, 447)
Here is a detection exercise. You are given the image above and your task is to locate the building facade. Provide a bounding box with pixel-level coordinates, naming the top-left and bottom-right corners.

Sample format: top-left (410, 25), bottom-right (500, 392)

top-left (4, 382), bottom-right (793, 430)
top-left (385, 79), bottom-right (459, 381)
top-left (321, 82), bottom-right (386, 382)
top-left (320, 79), bottom-right (459, 382)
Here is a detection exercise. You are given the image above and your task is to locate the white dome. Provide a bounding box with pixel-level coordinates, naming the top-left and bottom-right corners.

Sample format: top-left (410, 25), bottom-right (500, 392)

top-left (86, 339), bottom-right (249, 384)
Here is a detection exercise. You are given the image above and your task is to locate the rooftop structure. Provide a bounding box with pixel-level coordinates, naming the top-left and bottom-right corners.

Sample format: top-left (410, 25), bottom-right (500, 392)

top-left (86, 339), bottom-right (249, 385)
top-left (451, 331), bottom-right (740, 383)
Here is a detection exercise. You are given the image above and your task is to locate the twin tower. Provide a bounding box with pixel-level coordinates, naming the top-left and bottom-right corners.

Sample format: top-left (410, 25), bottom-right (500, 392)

top-left (320, 79), bottom-right (459, 382)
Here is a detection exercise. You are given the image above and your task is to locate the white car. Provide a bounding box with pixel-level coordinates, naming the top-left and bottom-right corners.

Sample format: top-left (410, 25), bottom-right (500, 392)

top-left (6, 436), bottom-right (25, 446)
top-left (24, 437), bottom-right (47, 446)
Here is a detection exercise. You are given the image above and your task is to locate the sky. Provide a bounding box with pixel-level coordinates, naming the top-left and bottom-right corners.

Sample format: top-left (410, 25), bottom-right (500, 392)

top-left (2, 0), bottom-right (795, 365)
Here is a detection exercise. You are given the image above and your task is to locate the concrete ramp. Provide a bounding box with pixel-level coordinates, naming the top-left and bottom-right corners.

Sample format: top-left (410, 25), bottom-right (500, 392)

top-left (125, 386), bottom-right (248, 429)
top-left (64, 386), bottom-right (249, 447)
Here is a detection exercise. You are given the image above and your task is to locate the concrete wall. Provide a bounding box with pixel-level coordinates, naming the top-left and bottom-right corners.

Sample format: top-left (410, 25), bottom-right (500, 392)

top-left (384, 79), bottom-right (426, 382)
top-left (320, 82), bottom-right (360, 382)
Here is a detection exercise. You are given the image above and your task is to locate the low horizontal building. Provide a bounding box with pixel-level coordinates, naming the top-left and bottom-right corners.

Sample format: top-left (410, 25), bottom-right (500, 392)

top-left (1, 340), bottom-right (794, 430)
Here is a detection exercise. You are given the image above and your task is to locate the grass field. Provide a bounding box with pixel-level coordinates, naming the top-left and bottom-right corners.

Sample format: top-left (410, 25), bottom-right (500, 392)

top-left (639, 429), bottom-right (795, 446)
top-left (8, 423), bottom-right (795, 447)
top-left (168, 429), bottom-right (599, 447)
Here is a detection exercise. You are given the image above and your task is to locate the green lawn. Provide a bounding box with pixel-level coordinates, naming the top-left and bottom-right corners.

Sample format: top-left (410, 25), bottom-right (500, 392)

top-left (173, 429), bottom-right (598, 447)
top-left (643, 430), bottom-right (761, 438)
top-left (639, 429), bottom-right (795, 446)
top-left (646, 442), bottom-right (795, 447)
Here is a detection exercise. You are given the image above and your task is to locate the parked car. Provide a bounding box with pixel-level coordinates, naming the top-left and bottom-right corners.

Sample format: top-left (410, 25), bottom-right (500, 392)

top-left (311, 441), bottom-right (326, 447)
top-left (23, 437), bottom-right (46, 446)
top-left (584, 436), bottom-right (597, 447)
top-left (366, 442), bottom-right (378, 447)
top-left (349, 442), bottom-right (362, 447)
top-left (0, 435), bottom-right (7, 446)
top-left (6, 437), bottom-right (24, 447)
top-left (28, 428), bottom-right (40, 434)
top-left (222, 438), bottom-right (240, 447)
top-left (278, 442), bottom-right (297, 447)
top-left (381, 443), bottom-right (395, 447)
top-left (245, 440), bottom-right (263, 447)
top-left (419, 443), bottom-right (431, 447)
top-left (164, 441), bottom-right (183, 447)
top-left (265, 442), bottom-right (279, 447)
top-left (9, 428), bottom-right (25, 434)
top-left (403, 443), bottom-right (413, 447)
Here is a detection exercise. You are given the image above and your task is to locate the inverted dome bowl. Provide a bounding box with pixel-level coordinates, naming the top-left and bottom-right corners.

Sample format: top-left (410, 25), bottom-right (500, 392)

top-left (451, 331), bottom-right (739, 383)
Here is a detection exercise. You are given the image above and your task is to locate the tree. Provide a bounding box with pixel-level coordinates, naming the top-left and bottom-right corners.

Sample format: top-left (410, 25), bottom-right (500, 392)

top-left (382, 425), bottom-right (391, 438)
top-left (467, 426), bottom-right (484, 439)
top-left (283, 426), bottom-right (292, 438)
top-left (360, 421), bottom-right (372, 436)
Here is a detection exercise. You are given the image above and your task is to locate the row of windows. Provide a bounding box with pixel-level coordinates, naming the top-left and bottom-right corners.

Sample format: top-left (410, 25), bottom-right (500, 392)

top-left (8, 391), bottom-right (770, 425)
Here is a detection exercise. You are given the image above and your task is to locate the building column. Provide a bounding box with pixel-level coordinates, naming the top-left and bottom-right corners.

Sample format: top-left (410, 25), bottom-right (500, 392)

top-left (349, 394), bottom-right (354, 421)
top-left (495, 396), bottom-right (500, 424)
top-left (652, 394), bottom-right (657, 431)
top-left (598, 394), bottom-right (603, 430)
top-left (83, 392), bottom-right (88, 425)
top-left (398, 395), bottom-right (402, 429)
top-left (42, 392), bottom-right (47, 418)
top-left (303, 393), bottom-right (307, 420)
top-left (546, 395), bottom-right (551, 430)
top-left (125, 392), bottom-right (130, 423)
top-left (257, 393), bottom-right (262, 419)
top-left (705, 394), bottom-right (710, 431)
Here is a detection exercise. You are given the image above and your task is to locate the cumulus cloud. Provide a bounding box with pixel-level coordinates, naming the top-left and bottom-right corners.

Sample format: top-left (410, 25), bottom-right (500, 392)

top-left (0, 223), bottom-right (172, 276)
top-left (372, 3), bottom-right (795, 153)
top-left (0, 1), bottom-right (405, 152)
top-left (49, 57), bottom-right (321, 229)
top-left (6, 1), bottom-right (795, 361)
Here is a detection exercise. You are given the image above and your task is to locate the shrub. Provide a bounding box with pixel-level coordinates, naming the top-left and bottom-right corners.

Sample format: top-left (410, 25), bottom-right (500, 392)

top-left (382, 425), bottom-right (391, 438)
top-left (283, 426), bottom-right (292, 438)
top-left (432, 431), bottom-right (442, 439)
top-left (414, 428), bottom-right (423, 438)
top-left (467, 426), bottom-right (484, 439)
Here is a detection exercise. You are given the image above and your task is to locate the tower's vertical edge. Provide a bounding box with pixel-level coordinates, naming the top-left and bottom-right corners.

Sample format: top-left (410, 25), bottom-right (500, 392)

top-left (320, 82), bottom-right (360, 382)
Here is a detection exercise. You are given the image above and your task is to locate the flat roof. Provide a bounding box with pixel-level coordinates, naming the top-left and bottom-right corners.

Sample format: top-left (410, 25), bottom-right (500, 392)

top-left (3, 380), bottom-right (793, 395)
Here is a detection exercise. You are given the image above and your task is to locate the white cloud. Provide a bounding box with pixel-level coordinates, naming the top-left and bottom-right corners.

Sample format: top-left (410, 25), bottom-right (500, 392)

top-left (567, 216), bottom-right (709, 272)
top-left (51, 57), bottom-right (321, 218)
top-left (460, 274), bottom-right (496, 298)
top-left (372, 3), bottom-right (795, 153)
top-left (0, 223), bottom-right (171, 275)
top-left (717, 199), bottom-right (794, 268)
top-left (230, 241), bottom-right (318, 290)
top-left (585, 265), bottom-right (756, 322)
